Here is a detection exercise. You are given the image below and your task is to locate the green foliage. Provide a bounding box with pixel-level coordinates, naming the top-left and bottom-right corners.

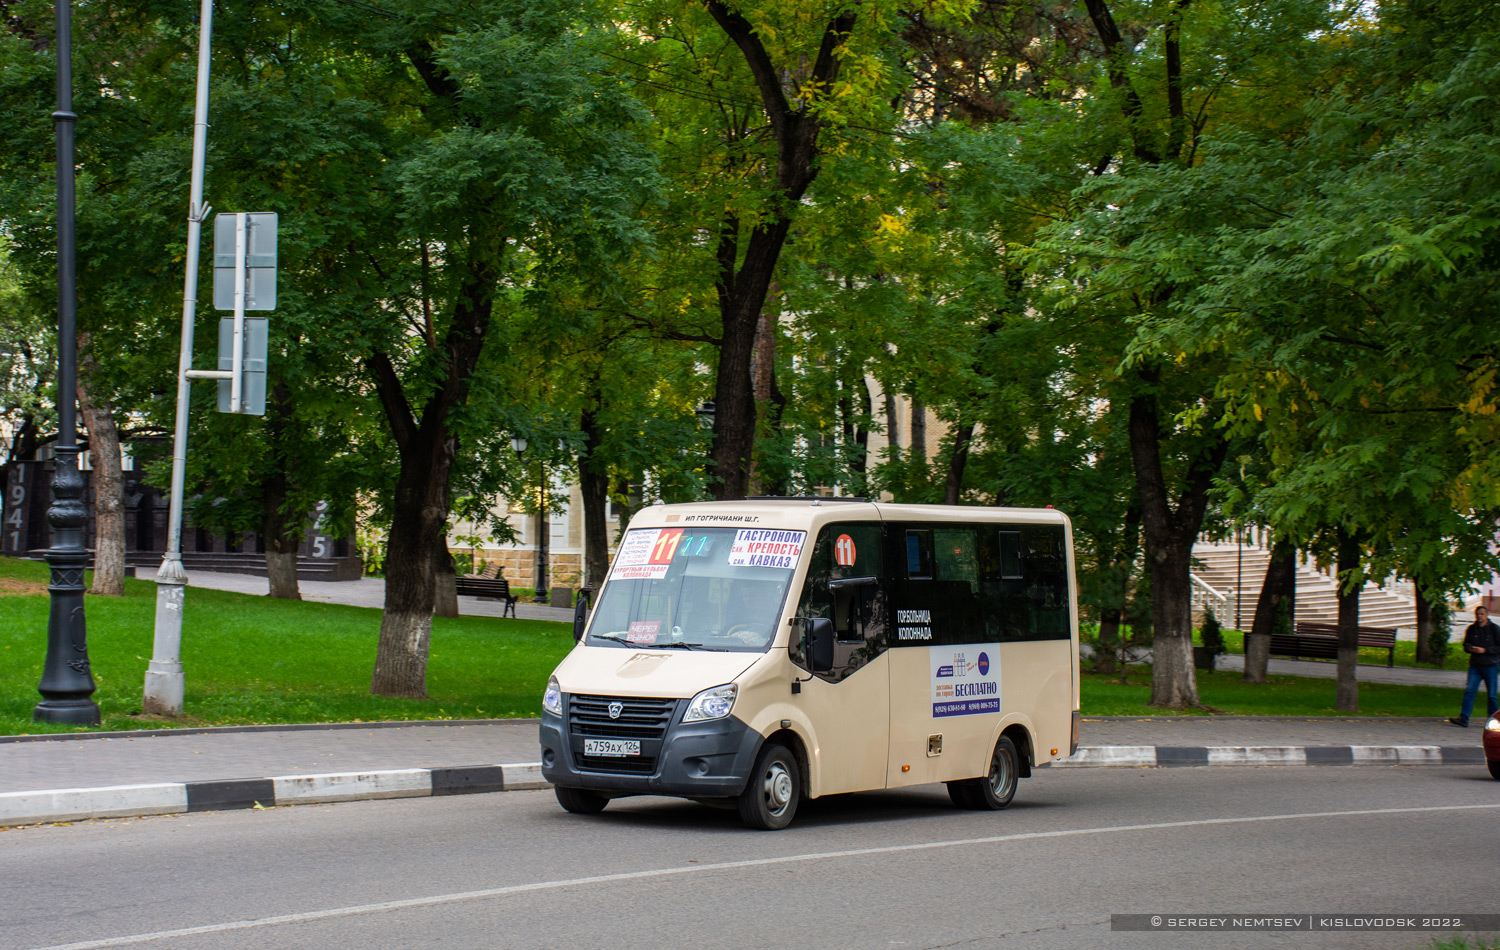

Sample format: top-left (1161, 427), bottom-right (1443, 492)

top-left (1199, 610), bottom-right (1226, 656)
top-left (1428, 600), bottom-right (1454, 668)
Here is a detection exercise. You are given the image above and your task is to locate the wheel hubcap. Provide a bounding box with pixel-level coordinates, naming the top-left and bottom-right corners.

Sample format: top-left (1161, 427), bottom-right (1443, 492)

top-left (989, 751), bottom-right (1012, 796)
top-left (765, 763), bottom-right (793, 815)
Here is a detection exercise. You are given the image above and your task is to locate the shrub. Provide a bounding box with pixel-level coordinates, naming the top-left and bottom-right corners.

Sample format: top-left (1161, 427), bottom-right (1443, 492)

top-left (1200, 609), bottom-right (1226, 655)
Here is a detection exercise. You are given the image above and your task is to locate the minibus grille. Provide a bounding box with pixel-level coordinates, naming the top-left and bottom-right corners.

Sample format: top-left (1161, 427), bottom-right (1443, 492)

top-left (568, 694), bottom-right (677, 774)
top-left (569, 694), bottom-right (676, 737)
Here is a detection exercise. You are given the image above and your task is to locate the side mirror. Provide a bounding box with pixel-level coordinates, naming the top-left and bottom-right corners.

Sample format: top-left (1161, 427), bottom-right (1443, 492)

top-left (572, 588), bottom-right (593, 642)
top-left (805, 616), bottom-right (834, 673)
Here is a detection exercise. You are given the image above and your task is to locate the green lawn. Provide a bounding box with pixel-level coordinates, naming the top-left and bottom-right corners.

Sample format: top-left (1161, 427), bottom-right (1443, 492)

top-left (1082, 667), bottom-right (1464, 717)
top-left (1, 556), bottom-right (1468, 735)
top-left (0, 557), bottom-right (573, 737)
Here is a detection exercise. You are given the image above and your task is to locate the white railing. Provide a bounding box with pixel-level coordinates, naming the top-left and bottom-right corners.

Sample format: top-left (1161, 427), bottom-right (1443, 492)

top-left (1189, 573), bottom-right (1237, 628)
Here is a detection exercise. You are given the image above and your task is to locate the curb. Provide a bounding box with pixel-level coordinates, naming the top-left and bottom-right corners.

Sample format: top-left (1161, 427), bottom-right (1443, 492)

top-left (3, 746), bottom-right (1486, 829)
top-left (1046, 744), bottom-right (1485, 769)
top-left (1, 763), bottom-right (547, 829)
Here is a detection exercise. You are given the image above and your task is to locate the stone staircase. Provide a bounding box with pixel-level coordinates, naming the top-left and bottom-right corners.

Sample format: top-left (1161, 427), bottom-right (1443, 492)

top-left (1190, 542), bottom-right (1417, 630)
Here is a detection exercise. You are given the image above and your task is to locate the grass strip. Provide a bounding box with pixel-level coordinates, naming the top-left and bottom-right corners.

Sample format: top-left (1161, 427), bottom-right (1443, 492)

top-left (0, 557), bottom-right (572, 736)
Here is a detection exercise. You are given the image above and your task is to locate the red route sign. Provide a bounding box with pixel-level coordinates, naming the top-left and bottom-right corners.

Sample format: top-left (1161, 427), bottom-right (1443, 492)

top-left (834, 533), bottom-right (856, 567)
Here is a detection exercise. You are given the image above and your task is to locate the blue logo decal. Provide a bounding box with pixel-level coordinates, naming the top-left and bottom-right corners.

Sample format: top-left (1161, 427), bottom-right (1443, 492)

top-left (977, 652), bottom-right (990, 676)
top-left (935, 664), bottom-right (954, 678)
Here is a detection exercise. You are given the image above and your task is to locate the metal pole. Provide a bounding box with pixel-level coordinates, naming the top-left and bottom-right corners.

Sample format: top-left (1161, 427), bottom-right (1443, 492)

top-left (230, 213), bottom-right (246, 412)
top-left (34, 0), bottom-right (99, 725)
top-left (1236, 527), bottom-right (1243, 630)
top-left (535, 462), bottom-right (549, 603)
top-left (144, 0), bottom-right (213, 717)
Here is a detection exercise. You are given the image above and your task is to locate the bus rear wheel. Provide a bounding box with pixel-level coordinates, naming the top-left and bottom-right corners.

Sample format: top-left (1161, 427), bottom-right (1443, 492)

top-left (738, 742), bottom-right (800, 830)
top-left (948, 735), bottom-right (1019, 810)
top-left (554, 786), bottom-right (609, 815)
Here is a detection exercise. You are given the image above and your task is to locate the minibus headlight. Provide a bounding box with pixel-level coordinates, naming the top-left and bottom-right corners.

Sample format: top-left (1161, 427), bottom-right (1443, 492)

top-left (683, 684), bottom-right (737, 723)
top-left (543, 676), bottom-right (563, 717)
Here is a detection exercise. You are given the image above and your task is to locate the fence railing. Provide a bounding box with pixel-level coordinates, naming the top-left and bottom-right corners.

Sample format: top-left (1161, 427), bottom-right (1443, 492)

top-left (1189, 573), bottom-right (1237, 628)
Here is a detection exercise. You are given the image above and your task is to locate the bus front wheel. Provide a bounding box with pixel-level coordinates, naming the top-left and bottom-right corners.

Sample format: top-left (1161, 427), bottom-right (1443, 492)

top-left (738, 742), bottom-right (801, 830)
top-left (555, 786), bottom-right (609, 815)
top-left (948, 735), bottom-right (1019, 810)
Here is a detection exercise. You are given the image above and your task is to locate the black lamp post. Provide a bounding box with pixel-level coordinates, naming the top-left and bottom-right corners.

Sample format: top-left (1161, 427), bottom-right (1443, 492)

top-left (512, 436), bottom-right (549, 604)
top-left (35, 0), bottom-right (99, 726)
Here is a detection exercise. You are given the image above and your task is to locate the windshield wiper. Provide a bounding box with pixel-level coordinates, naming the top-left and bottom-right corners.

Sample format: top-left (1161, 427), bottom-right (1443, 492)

top-left (589, 632), bottom-right (634, 646)
top-left (651, 640), bottom-right (709, 650)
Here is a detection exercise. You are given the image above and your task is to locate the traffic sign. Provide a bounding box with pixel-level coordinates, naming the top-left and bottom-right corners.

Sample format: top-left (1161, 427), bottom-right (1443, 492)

top-left (212, 212), bottom-right (277, 310)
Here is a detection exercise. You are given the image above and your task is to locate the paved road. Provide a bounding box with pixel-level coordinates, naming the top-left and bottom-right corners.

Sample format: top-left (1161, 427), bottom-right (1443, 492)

top-left (4, 766), bottom-right (1495, 950)
top-left (3, 716), bottom-right (1480, 795)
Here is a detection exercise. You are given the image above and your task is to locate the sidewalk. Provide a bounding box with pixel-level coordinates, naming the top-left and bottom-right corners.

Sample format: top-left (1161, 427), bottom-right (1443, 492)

top-left (2, 716), bottom-right (1489, 828)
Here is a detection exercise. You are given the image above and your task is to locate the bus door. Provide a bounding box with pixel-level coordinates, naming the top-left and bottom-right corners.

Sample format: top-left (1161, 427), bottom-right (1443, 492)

top-left (886, 524), bottom-right (1002, 787)
top-left (790, 523), bottom-right (889, 796)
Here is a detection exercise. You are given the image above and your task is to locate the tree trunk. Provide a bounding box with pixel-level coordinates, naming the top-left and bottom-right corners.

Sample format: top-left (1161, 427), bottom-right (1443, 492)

top-left (76, 339), bottom-right (124, 596)
top-left (578, 400), bottom-right (610, 593)
top-left (704, 2), bottom-right (857, 500)
top-left (261, 379), bottom-right (304, 602)
top-left (265, 545), bottom-right (301, 600)
top-left (367, 280), bottom-right (490, 696)
top-left (1245, 538), bottom-right (1295, 683)
top-left (1128, 385), bottom-right (1227, 709)
top-left (943, 419), bottom-right (975, 505)
top-left (910, 396), bottom-right (927, 460)
top-left (370, 430), bottom-right (452, 697)
top-left (1414, 582), bottom-right (1433, 665)
top-left (1095, 604), bottom-right (1122, 675)
top-left (433, 544), bottom-right (458, 618)
top-left (262, 469), bottom-right (302, 601)
top-left (1335, 532), bottom-right (1361, 712)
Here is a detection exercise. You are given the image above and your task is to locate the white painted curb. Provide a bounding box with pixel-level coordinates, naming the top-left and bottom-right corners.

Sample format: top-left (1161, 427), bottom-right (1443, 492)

top-left (0, 784), bottom-right (187, 827)
top-left (1052, 746), bottom-right (1157, 767)
top-left (501, 762), bottom-right (549, 790)
top-left (272, 769), bottom-right (432, 804)
top-left (1207, 746), bottom-right (1307, 766)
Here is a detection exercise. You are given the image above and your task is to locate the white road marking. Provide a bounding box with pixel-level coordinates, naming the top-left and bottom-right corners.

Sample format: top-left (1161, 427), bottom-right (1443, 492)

top-left (27, 802), bottom-right (1500, 950)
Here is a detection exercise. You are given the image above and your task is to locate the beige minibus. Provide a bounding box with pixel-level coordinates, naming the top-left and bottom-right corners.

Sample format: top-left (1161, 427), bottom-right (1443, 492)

top-left (539, 498), bottom-right (1079, 829)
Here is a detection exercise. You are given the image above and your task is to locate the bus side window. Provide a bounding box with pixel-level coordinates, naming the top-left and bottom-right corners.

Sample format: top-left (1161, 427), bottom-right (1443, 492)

top-left (906, 529), bottom-right (933, 579)
top-left (794, 523), bottom-right (887, 679)
top-left (998, 531), bottom-right (1023, 578)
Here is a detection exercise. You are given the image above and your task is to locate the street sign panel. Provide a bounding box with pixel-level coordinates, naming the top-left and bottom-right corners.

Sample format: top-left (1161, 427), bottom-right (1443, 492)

top-left (212, 212), bottom-right (277, 310)
top-left (218, 317), bottom-right (267, 415)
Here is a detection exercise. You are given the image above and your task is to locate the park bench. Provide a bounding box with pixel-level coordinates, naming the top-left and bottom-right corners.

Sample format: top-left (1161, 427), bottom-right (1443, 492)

top-left (454, 573), bottom-right (518, 617)
top-left (1268, 621), bottom-right (1397, 667)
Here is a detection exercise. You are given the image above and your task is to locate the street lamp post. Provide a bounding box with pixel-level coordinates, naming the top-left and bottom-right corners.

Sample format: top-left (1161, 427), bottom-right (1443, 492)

top-left (534, 459), bottom-right (550, 605)
top-left (34, 0), bottom-right (99, 725)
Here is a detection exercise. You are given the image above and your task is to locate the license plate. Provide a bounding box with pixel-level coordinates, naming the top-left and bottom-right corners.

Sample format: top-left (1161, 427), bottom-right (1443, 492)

top-left (584, 738), bottom-right (640, 757)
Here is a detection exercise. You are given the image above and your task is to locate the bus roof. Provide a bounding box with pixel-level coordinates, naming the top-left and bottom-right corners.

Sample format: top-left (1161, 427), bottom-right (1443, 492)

top-left (624, 499), bottom-right (1071, 533)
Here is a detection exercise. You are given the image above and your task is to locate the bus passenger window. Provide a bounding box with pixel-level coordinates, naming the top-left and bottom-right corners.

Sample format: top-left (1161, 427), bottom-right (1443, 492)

top-left (998, 531), bottom-right (1023, 579)
top-left (906, 530), bottom-right (933, 579)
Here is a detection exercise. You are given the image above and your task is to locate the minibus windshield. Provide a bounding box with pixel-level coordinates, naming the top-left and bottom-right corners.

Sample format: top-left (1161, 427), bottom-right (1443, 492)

top-left (587, 526), bottom-right (804, 652)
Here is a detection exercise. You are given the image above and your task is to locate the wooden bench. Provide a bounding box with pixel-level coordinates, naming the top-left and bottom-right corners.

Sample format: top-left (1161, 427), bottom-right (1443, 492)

top-left (454, 575), bottom-right (518, 617)
top-left (1268, 621), bottom-right (1397, 667)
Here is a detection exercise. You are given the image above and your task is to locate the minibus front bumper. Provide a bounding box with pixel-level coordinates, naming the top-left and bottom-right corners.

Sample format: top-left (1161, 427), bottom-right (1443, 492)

top-left (539, 697), bottom-right (761, 798)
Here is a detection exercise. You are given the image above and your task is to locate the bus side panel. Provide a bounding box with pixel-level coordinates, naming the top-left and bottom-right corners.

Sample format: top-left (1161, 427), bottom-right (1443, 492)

top-left (885, 646), bottom-right (940, 787)
top-left (1000, 639), bottom-right (1074, 764)
top-left (781, 652), bottom-right (891, 798)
